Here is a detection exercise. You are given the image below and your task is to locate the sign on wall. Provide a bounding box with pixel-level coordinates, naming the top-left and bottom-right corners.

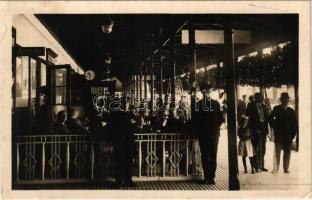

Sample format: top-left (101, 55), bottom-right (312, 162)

top-left (181, 30), bottom-right (251, 44)
top-left (15, 47), bottom-right (45, 56)
top-left (85, 80), bottom-right (116, 117)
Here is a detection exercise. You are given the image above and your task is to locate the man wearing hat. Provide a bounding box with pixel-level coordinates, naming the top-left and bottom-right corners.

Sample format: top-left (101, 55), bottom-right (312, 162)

top-left (192, 83), bottom-right (224, 184)
top-left (269, 92), bottom-right (298, 173)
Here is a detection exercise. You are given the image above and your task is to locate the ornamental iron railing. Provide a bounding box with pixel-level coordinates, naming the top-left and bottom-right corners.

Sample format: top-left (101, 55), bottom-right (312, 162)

top-left (14, 133), bottom-right (203, 183)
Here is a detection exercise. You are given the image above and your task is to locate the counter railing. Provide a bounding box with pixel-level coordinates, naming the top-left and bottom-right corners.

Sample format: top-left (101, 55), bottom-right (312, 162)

top-left (14, 133), bottom-right (203, 183)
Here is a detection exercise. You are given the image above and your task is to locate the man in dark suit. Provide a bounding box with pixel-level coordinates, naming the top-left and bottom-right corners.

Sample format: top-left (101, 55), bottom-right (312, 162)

top-left (246, 92), bottom-right (269, 172)
top-left (193, 84), bottom-right (224, 184)
top-left (108, 101), bottom-right (136, 187)
top-left (269, 92), bottom-right (298, 173)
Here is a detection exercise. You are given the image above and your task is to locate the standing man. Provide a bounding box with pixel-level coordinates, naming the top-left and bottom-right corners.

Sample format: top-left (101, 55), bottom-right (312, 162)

top-left (108, 97), bottom-right (136, 187)
top-left (269, 92), bottom-right (298, 173)
top-left (246, 92), bottom-right (269, 172)
top-left (193, 84), bottom-right (224, 184)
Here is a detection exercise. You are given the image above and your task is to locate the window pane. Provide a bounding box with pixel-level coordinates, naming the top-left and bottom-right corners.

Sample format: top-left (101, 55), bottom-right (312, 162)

top-left (16, 56), bottom-right (29, 107)
top-left (15, 57), bottom-right (22, 98)
top-left (52, 87), bottom-right (66, 104)
top-left (52, 68), bottom-right (67, 86)
top-left (40, 63), bottom-right (46, 87)
top-left (30, 58), bottom-right (36, 98)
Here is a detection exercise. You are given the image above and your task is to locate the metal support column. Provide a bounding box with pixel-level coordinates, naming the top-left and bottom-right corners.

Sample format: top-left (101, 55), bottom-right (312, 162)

top-left (159, 48), bottom-right (164, 99)
top-left (189, 21), bottom-right (197, 118)
top-left (131, 75), bottom-right (136, 105)
top-left (144, 64), bottom-right (148, 100)
top-left (150, 55), bottom-right (155, 112)
top-left (140, 66), bottom-right (143, 102)
top-left (136, 74), bottom-right (139, 104)
top-left (170, 38), bottom-right (176, 110)
top-left (224, 20), bottom-right (240, 190)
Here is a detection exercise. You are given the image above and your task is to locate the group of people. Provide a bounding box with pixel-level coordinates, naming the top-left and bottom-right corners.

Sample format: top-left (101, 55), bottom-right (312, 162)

top-left (34, 84), bottom-right (298, 187)
top-left (34, 87), bottom-right (89, 135)
top-left (51, 109), bottom-right (89, 134)
top-left (129, 106), bottom-right (189, 134)
top-left (237, 92), bottom-right (298, 174)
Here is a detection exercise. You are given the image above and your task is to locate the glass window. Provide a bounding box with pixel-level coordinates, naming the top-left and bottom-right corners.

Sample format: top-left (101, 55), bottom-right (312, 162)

top-left (51, 68), bottom-right (67, 105)
top-left (15, 56), bottom-right (29, 107)
top-left (15, 57), bottom-right (22, 98)
top-left (52, 87), bottom-right (67, 104)
top-left (52, 69), bottom-right (67, 87)
top-left (40, 63), bottom-right (46, 87)
top-left (30, 58), bottom-right (36, 98)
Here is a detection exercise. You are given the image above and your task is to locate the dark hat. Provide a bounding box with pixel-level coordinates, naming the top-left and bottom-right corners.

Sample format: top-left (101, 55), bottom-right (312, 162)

top-left (280, 92), bottom-right (290, 99)
top-left (199, 83), bottom-right (212, 91)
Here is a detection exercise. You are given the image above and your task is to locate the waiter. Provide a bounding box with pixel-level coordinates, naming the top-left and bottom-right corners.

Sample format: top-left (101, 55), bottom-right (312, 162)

top-left (193, 83), bottom-right (224, 184)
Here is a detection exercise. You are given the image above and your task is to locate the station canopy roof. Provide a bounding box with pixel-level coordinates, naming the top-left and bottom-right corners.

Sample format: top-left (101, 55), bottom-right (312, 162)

top-left (37, 14), bottom-right (298, 82)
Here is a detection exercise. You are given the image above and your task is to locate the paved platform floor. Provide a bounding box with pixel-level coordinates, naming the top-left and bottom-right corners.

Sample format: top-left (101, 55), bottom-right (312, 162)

top-left (221, 130), bottom-right (299, 190)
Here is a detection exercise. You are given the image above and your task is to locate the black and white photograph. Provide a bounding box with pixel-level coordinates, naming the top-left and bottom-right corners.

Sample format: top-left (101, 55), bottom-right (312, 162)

top-left (0, 1), bottom-right (311, 199)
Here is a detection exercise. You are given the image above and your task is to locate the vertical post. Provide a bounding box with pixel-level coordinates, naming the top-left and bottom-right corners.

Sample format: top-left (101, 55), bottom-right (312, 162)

top-left (144, 65), bottom-right (148, 100)
top-left (132, 75), bottom-right (135, 106)
top-left (91, 142), bottom-right (95, 180)
top-left (189, 21), bottom-right (197, 119)
top-left (224, 19), bottom-right (240, 190)
top-left (177, 138), bottom-right (180, 176)
top-left (138, 141), bottom-right (142, 177)
top-left (170, 38), bottom-right (176, 109)
top-left (159, 48), bottom-right (164, 99)
top-left (147, 135), bottom-right (150, 176)
top-left (162, 141), bottom-right (166, 177)
top-left (134, 75), bottom-right (136, 103)
top-left (66, 141), bottom-right (70, 180)
top-left (136, 74), bottom-right (139, 104)
top-left (150, 55), bottom-right (155, 112)
top-left (217, 61), bottom-right (221, 94)
top-left (153, 136), bottom-right (157, 177)
top-left (129, 75), bottom-right (132, 105)
top-left (186, 140), bottom-right (189, 176)
top-left (41, 140), bottom-right (45, 180)
top-left (16, 143), bottom-right (20, 181)
top-left (189, 21), bottom-right (197, 88)
top-left (140, 66), bottom-right (143, 102)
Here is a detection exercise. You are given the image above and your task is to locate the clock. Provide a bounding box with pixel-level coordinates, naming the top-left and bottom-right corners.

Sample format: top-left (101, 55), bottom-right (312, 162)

top-left (85, 70), bottom-right (95, 81)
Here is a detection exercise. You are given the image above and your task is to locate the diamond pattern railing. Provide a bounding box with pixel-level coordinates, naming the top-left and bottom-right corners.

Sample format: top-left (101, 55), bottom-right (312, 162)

top-left (14, 133), bottom-right (202, 183)
top-left (49, 153), bottom-right (63, 171)
top-left (23, 153), bottom-right (37, 171)
top-left (169, 151), bottom-right (182, 168)
top-left (73, 152), bottom-right (87, 171)
top-left (145, 151), bottom-right (158, 168)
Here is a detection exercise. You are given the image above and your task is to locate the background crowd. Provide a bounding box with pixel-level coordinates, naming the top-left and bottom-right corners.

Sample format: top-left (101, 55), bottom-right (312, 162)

top-left (33, 84), bottom-right (298, 186)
